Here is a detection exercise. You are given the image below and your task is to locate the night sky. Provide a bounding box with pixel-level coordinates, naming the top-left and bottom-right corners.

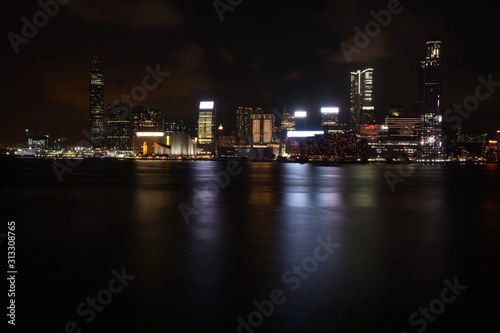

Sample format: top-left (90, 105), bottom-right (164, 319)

top-left (2, 0), bottom-right (499, 145)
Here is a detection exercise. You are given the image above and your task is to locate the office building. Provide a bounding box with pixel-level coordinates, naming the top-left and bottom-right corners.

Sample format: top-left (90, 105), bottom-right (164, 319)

top-left (294, 111), bottom-right (307, 131)
top-left (321, 107), bottom-right (345, 133)
top-left (280, 112), bottom-right (296, 131)
top-left (321, 107), bottom-right (339, 127)
top-left (164, 115), bottom-right (197, 138)
top-left (350, 68), bottom-right (374, 134)
top-left (198, 101), bottom-right (215, 145)
top-left (132, 106), bottom-right (165, 133)
top-left (25, 129), bottom-right (49, 149)
top-left (89, 56), bottom-right (105, 148)
top-left (419, 37), bottom-right (444, 157)
top-left (251, 113), bottom-right (275, 144)
top-left (107, 103), bottom-right (133, 150)
top-left (236, 107), bottom-right (263, 145)
top-left (385, 111), bottom-right (421, 141)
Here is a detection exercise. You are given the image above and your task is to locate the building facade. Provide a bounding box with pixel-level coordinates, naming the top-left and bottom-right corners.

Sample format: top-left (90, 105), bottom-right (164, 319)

top-left (251, 114), bottom-right (275, 144)
top-left (198, 101), bottom-right (215, 145)
top-left (419, 38), bottom-right (444, 157)
top-left (236, 107), bottom-right (263, 145)
top-left (107, 103), bottom-right (133, 150)
top-left (132, 106), bottom-right (164, 133)
top-left (89, 56), bottom-right (105, 148)
top-left (350, 68), bottom-right (374, 134)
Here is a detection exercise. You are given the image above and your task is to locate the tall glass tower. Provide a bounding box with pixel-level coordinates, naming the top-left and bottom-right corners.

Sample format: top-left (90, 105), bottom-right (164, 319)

top-left (350, 68), bottom-right (374, 134)
top-left (198, 101), bottom-right (215, 145)
top-left (419, 38), bottom-right (444, 157)
top-left (89, 56), bottom-right (105, 148)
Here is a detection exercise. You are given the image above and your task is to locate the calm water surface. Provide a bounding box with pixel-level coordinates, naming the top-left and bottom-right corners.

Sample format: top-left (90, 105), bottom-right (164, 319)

top-left (1, 159), bottom-right (499, 332)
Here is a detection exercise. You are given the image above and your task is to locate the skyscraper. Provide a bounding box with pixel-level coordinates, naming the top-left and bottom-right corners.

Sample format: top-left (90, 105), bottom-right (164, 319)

top-left (350, 68), bottom-right (374, 134)
top-left (89, 56), bottom-right (105, 148)
top-left (294, 111), bottom-right (307, 131)
top-left (419, 37), bottom-right (444, 157)
top-left (236, 107), bottom-right (263, 145)
top-left (251, 114), bottom-right (275, 144)
top-left (132, 106), bottom-right (164, 133)
top-left (280, 112), bottom-right (296, 131)
top-left (198, 101), bottom-right (215, 145)
top-left (236, 107), bottom-right (253, 145)
top-left (106, 103), bottom-right (133, 150)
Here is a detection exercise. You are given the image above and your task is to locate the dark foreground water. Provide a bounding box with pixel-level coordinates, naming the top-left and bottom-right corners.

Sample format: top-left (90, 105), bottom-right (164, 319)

top-left (1, 159), bottom-right (499, 332)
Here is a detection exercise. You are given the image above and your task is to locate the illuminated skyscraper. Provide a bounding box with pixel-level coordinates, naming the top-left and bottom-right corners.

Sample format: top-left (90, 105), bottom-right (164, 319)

top-left (236, 107), bottom-right (253, 145)
top-left (198, 101), bottom-right (215, 144)
top-left (280, 112), bottom-right (296, 131)
top-left (294, 111), bottom-right (307, 131)
top-left (321, 107), bottom-right (339, 127)
top-left (419, 37), bottom-right (444, 157)
top-left (350, 68), bottom-right (374, 134)
top-left (89, 56), bottom-right (105, 148)
top-left (251, 114), bottom-right (275, 144)
top-left (107, 103), bottom-right (133, 150)
top-left (321, 107), bottom-right (341, 133)
top-left (132, 106), bottom-right (164, 133)
top-left (236, 107), bottom-right (263, 145)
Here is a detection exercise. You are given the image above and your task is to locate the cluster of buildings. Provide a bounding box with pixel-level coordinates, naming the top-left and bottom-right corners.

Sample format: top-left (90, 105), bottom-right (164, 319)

top-left (10, 38), bottom-right (500, 162)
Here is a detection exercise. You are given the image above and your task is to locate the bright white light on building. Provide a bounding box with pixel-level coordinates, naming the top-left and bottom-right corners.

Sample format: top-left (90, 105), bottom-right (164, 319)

top-left (136, 132), bottom-right (165, 137)
top-left (295, 111), bottom-right (307, 118)
top-left (199, 101), bottom-right (215, 110)
top-left (287, 131), bottom-right (323, 138)
top-left (321, 107), bottom-right (339, 114)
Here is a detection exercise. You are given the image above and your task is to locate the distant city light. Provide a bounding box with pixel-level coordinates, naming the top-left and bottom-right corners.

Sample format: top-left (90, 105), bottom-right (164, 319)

top-left (294, 111), bottom-right (307, 118)
top-left (199, 101), bottom-right (215, 110)
top-left (287, 131), bottom-right (323, 138)
top-left (136, 132), bottom-right (165, 137)
top-left (321, 107), bottom-right (339, 114)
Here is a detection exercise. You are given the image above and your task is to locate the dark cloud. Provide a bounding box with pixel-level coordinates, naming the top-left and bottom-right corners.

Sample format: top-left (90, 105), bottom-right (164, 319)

top-left (67, 0), bottom-right (183, 28)
top-left (219, 47), bottom-right (235, 64)
top-left (285, 69), bottom-right (303, 81)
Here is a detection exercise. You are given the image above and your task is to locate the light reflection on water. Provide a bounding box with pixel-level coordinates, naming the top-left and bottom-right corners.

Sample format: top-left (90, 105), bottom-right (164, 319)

top-left (1, 159), bottom-right (498, 332)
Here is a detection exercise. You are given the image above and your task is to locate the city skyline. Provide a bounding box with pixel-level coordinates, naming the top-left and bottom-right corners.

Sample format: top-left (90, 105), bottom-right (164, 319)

top-left (2, 0), bottom-right (500, 145)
